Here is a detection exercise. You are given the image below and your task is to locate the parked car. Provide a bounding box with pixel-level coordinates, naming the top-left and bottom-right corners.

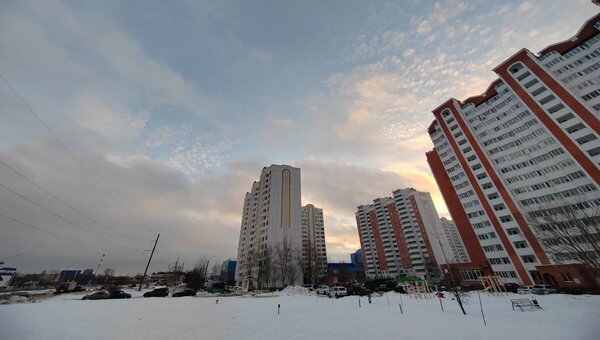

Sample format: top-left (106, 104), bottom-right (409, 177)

top-left (353, 286), bottom-right (373, 296)
top-left (303, 284), bottom-right (319, 291)
top-left (82, 291), bottom-right (110, 300)
top-left (375, 283), bottom-right (395, 292)
top-left (316, 285), bottom-right (330, 295)
top-left (109, 290), bottom-right (132, 299)
top-left (532, 285), bottom-right (558, 295)
top-left (394, 284), bottom-right (407, 294)
top-left (462, 283), bottom-right (484, 291)
top-left (517, 286), bottom-right (533, 294)
top-left (503, 283), bottom-right (520, 293)
top-left (143, 287), bottom-right (169, 297)
top-left (330, 286), bottom-right (348, 297)
top-left (173, 289), bottom-right (196, 297)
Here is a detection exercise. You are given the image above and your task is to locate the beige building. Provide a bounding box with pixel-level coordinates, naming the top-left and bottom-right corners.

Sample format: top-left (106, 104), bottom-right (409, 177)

top-left (301, 204), bottom-right (327, 283)
top-left (235, 164), bottom-right (303, 289)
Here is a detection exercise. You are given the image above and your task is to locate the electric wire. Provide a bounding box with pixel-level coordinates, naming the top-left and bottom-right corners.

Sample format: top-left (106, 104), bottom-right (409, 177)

top-left (0, 182), bottom-right (141, 254)
top-left (0, 71), bottom-right (135, 225)
top-left (0, 158), bottom-right (141, 244)
top-left (0, 212), bottom-right (115, 254)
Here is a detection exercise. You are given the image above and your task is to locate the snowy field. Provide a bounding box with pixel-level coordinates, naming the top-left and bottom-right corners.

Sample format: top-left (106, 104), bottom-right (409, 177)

top-left (1, 287), bottom-right (599, 340)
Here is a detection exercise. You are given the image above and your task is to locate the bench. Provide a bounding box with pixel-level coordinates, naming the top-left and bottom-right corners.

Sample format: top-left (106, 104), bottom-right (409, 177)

top-left (511, 298), bottom-right (542, 311)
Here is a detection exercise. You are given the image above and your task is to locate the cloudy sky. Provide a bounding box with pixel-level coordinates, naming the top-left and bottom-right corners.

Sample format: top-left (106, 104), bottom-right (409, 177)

top-left (0, 0), bottom-right (595, 274)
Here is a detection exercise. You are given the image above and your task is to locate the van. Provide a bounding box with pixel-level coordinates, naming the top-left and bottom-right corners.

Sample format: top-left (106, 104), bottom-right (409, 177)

top-left (330, 286), bottom-right (347, 297)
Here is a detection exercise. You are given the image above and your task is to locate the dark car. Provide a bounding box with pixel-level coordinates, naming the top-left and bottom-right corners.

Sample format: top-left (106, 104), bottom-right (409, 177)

top-left (82, 291), bottom-right (110, 300)
top-left (109, 290), bottom-right (132, 299)
top-left (172, 289), bottom-right (196, 297)
top-left (143, 287), bottom-right (169, 297)
top-left (394, 284), bottom-right (406, 294)
top-left (348, 285), bottom-right (373, 296)
top-left (376, 283), bottom-right (395, 292)
top-left (503, 283), bottom-right (520, 293)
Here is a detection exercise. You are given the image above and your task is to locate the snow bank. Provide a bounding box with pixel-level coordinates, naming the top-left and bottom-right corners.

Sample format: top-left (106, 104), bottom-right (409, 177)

top-left (0, 291), bottom-right (598, 339)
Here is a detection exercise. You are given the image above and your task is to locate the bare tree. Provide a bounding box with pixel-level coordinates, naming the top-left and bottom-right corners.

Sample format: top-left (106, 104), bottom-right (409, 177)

top-left (239, 248), bottom-right (258, 289)
top-left (185, 257), bottom-right (210, 292)
top-left (302, 245), bottom-right (323, 284)
top-left (274, 242), bottom-right (291, 287)
top-left (274, 240), bottom-right (301, 287)
top-left (286, 251), bottom-right (302, 286)
top-left (103, 268), bottom-right (115, 283)
top-left (337, 262), bottom-right (349, 284)
top-left (526, 199), bottom-right (600, 277)
top-left (257, 245), bottom-right (273, 290)
top-left (103, 268), bottom-right (115, 277)
top-left (211, 263), bottom-right (222, 278)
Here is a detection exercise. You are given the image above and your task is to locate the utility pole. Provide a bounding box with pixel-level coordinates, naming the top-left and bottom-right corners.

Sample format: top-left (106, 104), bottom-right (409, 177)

top-left (92, 254), bottom-right (106, 287)
top-left (139, 234), bottom-right (160, 291)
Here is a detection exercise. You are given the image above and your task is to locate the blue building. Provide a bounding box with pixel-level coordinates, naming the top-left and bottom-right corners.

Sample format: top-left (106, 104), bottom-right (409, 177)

top-left (222, 259), bottom-right (237, 283)
top-left (327, 263), bottom-right (358, 283)
top-left (350, 249), bottom-right (365, 277)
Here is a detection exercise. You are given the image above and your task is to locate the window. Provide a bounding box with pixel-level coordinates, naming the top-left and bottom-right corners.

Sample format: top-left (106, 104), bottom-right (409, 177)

top-left (521, 255), bottom-right (536, 263)
top-left (560, 272), bottom-right (574, 282)
top-left (507, 228), bottom-right (520, 235)
top-left (514, 241), bottom-right (528, 249)
top-left (496, 271), bottom-right (517, 278)
top-left (566, 123), bottom-right (585, 133)
top-left (556, 113), bottom-right (574, 123)
top-left (576, 134), bottom-right (598, 145)
top-left (460, 268), bottom-right (483, 281)
top-left (489, 257), bottom-right (511, 265)
top-left (483, 244), bottom-right (504, 252)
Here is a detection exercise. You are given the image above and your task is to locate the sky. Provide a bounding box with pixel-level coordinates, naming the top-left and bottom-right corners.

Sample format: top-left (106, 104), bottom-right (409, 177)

top-left (0, 0), bottom-right (596, 274)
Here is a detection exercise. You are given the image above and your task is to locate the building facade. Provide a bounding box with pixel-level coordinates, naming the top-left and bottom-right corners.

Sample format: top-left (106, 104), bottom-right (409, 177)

top-left (235, 164), bottom-right (303, 289)
top-left (439, 217), bottom-right (470, 264)
top-left (350, 249), bottom-right (366, 278)
top-left (301, 204), bottom-right (327, 283)
top-left (426, 14), bottom-right (600, 288)
top-left (355, 188), bottom-right (452, 281)
top-left (221, 259), bottom-right (237, 284)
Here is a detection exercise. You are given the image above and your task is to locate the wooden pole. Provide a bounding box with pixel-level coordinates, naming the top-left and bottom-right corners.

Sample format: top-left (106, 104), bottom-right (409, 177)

top-left (139, 234), bottom-right (160, 291)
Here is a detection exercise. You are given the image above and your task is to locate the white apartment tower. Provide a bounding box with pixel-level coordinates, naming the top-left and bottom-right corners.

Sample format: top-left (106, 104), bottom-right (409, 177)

top-left (235, 164), bottom-right (303, 289)
top-left (439, 217), bottom-right (469, 264)
top-left (356, 188), bottom-right (451, 281)
top-left (426, 14), bottom-right (600, 287)
top-left (301, 204), bottom-right (328, 283)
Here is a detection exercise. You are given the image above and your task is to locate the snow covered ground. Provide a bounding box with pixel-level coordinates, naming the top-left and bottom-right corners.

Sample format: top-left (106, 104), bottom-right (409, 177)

top-left (0, 288), bottom-right (599, 340)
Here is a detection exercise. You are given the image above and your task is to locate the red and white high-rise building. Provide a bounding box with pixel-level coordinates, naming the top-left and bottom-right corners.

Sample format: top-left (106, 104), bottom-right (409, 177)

top-left (426, 14), bottom-right (600, 288)
top-left (355, 188), bottom-right (461, 281)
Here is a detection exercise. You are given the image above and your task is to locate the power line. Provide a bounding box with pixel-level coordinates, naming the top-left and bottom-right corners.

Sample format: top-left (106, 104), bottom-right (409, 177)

top-left (0, 71), bottom-right (134, 222)
top-left (0, 212), bottom-right (113, 254)
top-left (0, 182), bottom-right (141, 254)
top-left (0, 158), bottom-right (140, 244)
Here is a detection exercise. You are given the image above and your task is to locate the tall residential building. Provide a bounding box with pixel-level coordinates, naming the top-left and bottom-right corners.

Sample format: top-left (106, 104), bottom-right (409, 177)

top-left (426, 14), bottom-right (600, 288)
top-left (439, 218), bottom-right (469, 264)
top-left (355, 188), bottom-right (452, 281)
top-left (301, 204), bottom-right (328, 283)
top-left (235, 164), bottom-right (303, 289)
